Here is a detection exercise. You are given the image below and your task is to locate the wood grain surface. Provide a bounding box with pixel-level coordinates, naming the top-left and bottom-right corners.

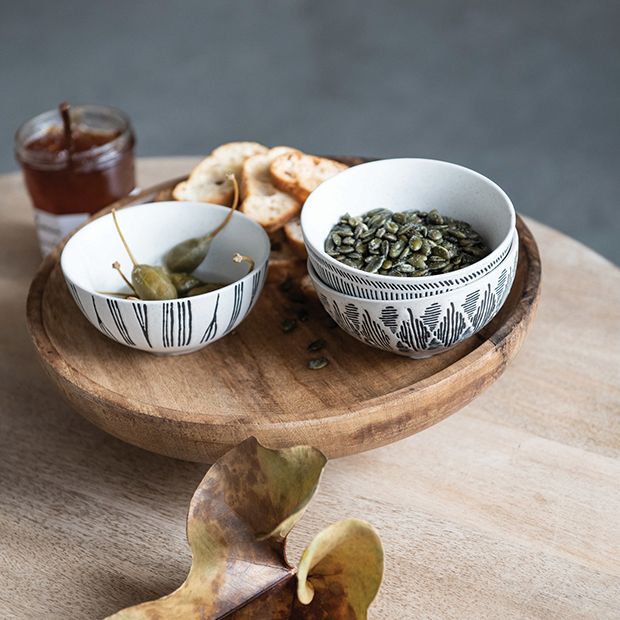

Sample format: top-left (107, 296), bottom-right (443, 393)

top-left (25, 164), bottom-right (540, 463)
top-left (1, 158), bottom-right (619, 619)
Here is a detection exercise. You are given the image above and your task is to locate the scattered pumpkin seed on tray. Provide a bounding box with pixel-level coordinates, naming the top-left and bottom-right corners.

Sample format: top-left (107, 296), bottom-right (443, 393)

top-left (324, 208), bottom-right (490, 276)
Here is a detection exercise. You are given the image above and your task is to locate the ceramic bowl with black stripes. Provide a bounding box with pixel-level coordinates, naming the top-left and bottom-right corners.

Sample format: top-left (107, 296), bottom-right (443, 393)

top-left (307, 229), bottom-right (518, 358)
top-left (60, 201), bottom-right (270, 355)
top-left (301, 158), bottom-right (515, 300)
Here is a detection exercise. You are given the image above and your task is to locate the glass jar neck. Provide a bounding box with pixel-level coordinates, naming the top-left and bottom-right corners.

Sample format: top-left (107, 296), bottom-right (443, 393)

top-left (15, 105), bottom-right (135, 172)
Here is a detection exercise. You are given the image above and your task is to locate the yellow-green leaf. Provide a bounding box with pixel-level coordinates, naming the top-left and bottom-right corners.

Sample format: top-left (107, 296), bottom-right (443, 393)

top-left (295, 519), bottom-right (384, 619)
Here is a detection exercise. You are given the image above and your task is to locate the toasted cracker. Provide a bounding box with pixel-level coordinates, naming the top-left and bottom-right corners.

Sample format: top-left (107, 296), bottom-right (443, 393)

top-left (270, 152), bottom-right (348, 203)
top-left (240, 147), bottom-right (302, 232)
top-left (283, 216), bottom-right (307, 258)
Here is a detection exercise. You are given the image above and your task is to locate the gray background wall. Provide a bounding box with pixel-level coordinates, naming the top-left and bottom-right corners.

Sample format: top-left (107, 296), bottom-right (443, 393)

top-left (2, 0), bottom-right (619, 263)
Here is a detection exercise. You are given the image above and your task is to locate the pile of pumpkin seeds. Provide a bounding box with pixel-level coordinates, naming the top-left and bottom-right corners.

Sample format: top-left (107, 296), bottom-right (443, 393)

top-left (324, 208), bottom-right (490, 276)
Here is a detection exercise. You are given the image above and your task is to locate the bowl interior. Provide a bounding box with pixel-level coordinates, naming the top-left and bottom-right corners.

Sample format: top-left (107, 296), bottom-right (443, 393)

top-left (302, 158), bottom-right (515, 258)
top-left (61, 201), bottom-right (270, 295)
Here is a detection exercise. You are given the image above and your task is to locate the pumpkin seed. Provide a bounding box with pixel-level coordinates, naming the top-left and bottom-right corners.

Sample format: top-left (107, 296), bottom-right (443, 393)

top-left (281, 319), bottom-right (297, 333)
top-left (308, 357), bottom-right (329, 370)
top-left (324, 207), bottom-right (490, 277)
top-left (431, 245), bottom-right (450, 259)
top-left (409, 236), bottom-right (423, 252)
top-left (307, 339), bottom-right (326, 352)
top-left (389, 240), bottom-right (405, 258)
top-left (364, 255), bottom-right (384, 273)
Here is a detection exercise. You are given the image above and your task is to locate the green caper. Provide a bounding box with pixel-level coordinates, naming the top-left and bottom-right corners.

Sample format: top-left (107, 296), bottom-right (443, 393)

top-left (111, 210), bottom-right (178, 301)
top-left (165, 174), bottom-right (240, 273)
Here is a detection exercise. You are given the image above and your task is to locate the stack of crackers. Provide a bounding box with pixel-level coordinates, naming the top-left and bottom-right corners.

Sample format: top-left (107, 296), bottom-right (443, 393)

top-left (171, 142), bottom-right (348, 289)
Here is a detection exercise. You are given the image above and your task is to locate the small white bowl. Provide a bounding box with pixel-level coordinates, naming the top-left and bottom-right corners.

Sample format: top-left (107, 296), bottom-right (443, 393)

top-left (308, 229), bottom-right (519, 358)
top-left (60, 201), bottom-right (270, 355)
top-left (301, 158), bottom-right (515, 298)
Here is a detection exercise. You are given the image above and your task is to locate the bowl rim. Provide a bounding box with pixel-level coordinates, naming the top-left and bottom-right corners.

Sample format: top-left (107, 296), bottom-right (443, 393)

top-left (307, 228), bottom-right (518, 304)
top-left (301, 157), bottom-right (516, 286)
top-left (60, 200), bottom-right (271, 305)
top-left (308, 227), bottom-right (518, 297)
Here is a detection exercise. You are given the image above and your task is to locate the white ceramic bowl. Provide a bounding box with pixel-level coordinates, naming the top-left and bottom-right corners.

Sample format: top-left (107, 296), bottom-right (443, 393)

top-left (60, 201), bottom-right (270, 355)
top-left (301, 158), bottom-right (515, 299)
top-left (308, 229), bottom-right (519, 358)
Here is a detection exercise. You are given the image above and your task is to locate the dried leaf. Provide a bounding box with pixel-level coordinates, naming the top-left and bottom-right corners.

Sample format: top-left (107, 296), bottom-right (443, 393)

top-left (294, 519), bottom-right (384, 619)
top-left (106, 437), bottom-right (326, 620)
top-left (231, 519), bottom-right (383, 619)
top-left (106, 439), bottom-right (383, 620)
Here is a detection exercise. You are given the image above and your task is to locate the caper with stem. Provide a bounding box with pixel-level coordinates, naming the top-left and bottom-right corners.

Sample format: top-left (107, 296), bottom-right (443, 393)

top-left (165, 173), bottom-right (240, 273)
top-left (111, 210), bottom-right (177, 300)
top-left (185, 253), bottom-right (255, 297)
top-left (232, 252), bottom-right (255, 273)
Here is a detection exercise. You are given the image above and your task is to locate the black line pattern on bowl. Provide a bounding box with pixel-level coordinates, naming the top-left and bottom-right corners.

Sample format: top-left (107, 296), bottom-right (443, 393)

top-left (319, 262), bottom-right (515, 354)
top-left (249, 270), bottom-right (262, 307)
top-left (132, 303), bottom-right (152, 348)
top-left (107, 299), bottom-right (135, 346)
top-left (67, 282), bottom-right (86, 315)
top-left (71, 263), bottom-right (267, 349)
top-left (91, 297), bottom-right (118, 343)
top-left (225, 282), bottom-right (244, 334)
top-left (200, 294), bottom-right (220, 344)
top-left (310, 238), bottom-right (511, 297)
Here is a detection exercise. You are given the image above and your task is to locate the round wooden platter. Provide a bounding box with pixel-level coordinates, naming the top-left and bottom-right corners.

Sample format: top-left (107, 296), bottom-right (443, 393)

top-left (27, 158), bottom-right (541, 463)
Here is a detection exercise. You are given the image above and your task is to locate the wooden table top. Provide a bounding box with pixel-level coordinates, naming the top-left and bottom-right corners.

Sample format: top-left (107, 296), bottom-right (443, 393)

top-left (1, 157), bottom-right (619, 620)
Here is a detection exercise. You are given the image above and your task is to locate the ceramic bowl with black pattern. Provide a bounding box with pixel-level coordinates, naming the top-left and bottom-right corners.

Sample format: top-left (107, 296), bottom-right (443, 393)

top-left (60, 202), bottom-right (270, 355)
top-left (302, 158), bottom-right (515, 300)
top-left (307, 228), bottom-right (518, 358)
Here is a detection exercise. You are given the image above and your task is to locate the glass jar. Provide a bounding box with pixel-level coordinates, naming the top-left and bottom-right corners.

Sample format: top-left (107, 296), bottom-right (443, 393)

top-left (15, 104), bottom-right (136, 255)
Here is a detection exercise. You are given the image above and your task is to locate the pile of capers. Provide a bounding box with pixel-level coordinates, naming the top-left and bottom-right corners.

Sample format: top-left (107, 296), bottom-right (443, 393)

top-left (108, 174), bottom-right (253, 300)
top-left (324, 208), bottom-right (490, 277)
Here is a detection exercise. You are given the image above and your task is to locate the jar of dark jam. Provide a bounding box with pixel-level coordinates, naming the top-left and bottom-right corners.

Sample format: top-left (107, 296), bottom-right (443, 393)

top-left (15, 104), bottom-right (136, 255)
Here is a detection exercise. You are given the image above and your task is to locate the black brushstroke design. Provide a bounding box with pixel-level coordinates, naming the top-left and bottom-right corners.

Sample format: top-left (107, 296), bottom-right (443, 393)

top-left (162, 302), bottom-right (175, 347)
top-left (462, 290), bottom-right (480, 322)
top-left (201, 294), bottom-right (220, 343)
top-left (249, 269), bottom-right (263, 308)
top-left (380, 306), bottom-right (399, 333)
top-left (472, 284), bottom-right (497, 331)
top-left (92, 297), bottom-right (117, 342)
top-left (132, 303), bottom-right (152, 348)
top-left (421, 302), bottom-right (442, 332)
top-left (359, 310), bottom-right (391, 350)
top-left (344, 303), bottom-right (360, 332)
top-left (225, 282), bottom-right (244, 334)
top-left (435, 302), bottom-right (467, 348)
top-left (106, 299), bottom-right (135, 346)
top-left (67, 283), bottom-right (86, 315)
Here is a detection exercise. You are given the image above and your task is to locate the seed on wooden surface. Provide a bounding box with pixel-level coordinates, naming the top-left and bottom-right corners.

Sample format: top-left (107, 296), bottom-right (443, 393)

top-left (308, 357), bottom-right (329, 370)
top-left (281, 319), bottom-right (297, 333)
top-left (307, 339), bottom-right (326, 352)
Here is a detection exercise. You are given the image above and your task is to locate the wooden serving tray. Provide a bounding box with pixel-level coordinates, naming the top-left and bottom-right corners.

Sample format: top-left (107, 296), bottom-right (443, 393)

top-left (27, 158), bottom-right (541, 462)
